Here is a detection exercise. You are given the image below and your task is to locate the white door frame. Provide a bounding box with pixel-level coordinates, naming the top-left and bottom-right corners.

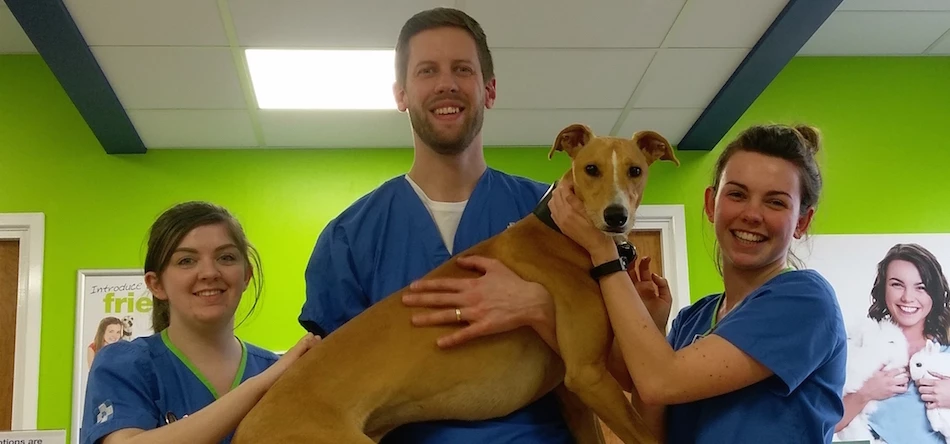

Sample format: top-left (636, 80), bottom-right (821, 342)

top-left (634, 204), bottom-right (691, 332)
top-left (0, 213), bottom-right (45, 430)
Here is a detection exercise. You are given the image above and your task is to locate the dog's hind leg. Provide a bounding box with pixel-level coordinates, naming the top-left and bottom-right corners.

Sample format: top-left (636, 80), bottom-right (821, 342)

top-left (554, 383), bottom-right (605, 444)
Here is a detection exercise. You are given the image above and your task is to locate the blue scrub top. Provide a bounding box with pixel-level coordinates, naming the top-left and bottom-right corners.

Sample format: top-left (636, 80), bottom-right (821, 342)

top-left (665, 269), bottom-right (847, 443)
top-left (867, 344), bottom-right (950, 443)
top-left (300, 168), bottom-right (573, 444)
top-left (80, 330), bottom-right (279, 444)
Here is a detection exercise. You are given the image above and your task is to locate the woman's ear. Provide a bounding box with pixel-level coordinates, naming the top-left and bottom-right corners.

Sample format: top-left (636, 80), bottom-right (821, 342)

top-left (244, 262), bottom-right (254, 288)
top-left (144, 271), bottom-right (167, 301)
top-left (703, 187), bottom-right (716, 223)
top-left (794, 207), bottom-right (816, 239)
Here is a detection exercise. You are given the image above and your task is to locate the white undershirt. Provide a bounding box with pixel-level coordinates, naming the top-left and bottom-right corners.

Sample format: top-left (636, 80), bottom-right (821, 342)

top-left (404, 175), bottom-right (468, 254)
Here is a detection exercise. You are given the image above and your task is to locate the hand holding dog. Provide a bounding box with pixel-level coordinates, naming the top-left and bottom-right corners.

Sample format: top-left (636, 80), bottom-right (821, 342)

top-left (402, 255), bottom-right (556, 349)
top-left (917, 371), bottom-right (950, 409)
top-left (857, 365), bottom-right (909, 402)
top-left (548, 176), bottom-right (617, 264)
top-left (255, 333), bottom-right (322, 388)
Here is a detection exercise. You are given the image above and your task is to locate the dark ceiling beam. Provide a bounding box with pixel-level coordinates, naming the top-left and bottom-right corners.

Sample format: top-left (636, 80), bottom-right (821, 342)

top-left (6, 0), bottom-right (146, 154)
top-left (677, 0), bottom-right (843, 151)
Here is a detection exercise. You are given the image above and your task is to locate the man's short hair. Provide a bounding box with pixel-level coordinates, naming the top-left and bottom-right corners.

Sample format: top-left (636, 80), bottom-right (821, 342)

top-left (394, 8), bottom-right (494, 87)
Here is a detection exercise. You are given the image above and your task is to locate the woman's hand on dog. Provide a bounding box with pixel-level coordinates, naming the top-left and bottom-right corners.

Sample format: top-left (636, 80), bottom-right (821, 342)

top-left (255, 333), bottom-right (322, 388)
top-left (402, 255), bottom-right (557, 349)
top-left (917, 371), bottom-right (950, 409)
top-left (857, 365), bottom-right (909, 402)
top-left (630, 257), bottom-right (673, 332)
top-left (549, 176), bottom-right (617, 264)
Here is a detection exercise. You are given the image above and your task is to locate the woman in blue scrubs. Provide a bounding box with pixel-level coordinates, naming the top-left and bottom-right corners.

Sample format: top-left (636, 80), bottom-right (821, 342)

top-left (80, 201), bottom-right (319, 444)
top-left (547, 124), bottom-right (848, 443)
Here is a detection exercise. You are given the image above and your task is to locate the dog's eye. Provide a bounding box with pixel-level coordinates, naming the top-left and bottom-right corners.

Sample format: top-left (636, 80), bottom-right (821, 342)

top-left (585, 164), bottom-right (600, 176)
top-left (628, 166), bottom-right (642, 177)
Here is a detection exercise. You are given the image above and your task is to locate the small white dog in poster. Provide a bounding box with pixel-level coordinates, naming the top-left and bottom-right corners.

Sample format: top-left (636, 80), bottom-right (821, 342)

top-left (909, 339), bottom-right (950, 440)
top-left (835, 317), bottom-right (909, 443)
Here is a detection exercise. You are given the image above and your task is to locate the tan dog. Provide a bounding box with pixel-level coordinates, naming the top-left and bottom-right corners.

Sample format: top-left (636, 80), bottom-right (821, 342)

top-left (232, 123), bottom-right (680, 444)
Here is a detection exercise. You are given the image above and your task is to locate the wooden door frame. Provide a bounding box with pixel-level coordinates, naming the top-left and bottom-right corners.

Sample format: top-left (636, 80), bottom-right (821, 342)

top-left (0, 213), bottom-right (45, 430)
top-left (634, 205), bottom-right (690, 332)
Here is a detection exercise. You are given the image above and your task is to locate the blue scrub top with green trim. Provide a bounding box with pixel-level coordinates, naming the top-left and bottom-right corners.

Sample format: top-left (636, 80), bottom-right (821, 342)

top-left (666, 269), bottom-right (847, 443)
top-left (80, 330), bottom-right (279, 444)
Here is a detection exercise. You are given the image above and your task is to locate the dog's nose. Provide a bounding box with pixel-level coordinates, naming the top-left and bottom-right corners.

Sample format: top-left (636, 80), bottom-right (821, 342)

top-left (603, 205), bottom-right (628, 228)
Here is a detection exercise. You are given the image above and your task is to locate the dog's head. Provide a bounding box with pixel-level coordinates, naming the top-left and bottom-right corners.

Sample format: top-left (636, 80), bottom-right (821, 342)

top-left (909, 339), bottom-right (941, 381)
top-left (121, 315), bottom-right (134, 338)
top-left (548, 123), bottom-right (679, 237)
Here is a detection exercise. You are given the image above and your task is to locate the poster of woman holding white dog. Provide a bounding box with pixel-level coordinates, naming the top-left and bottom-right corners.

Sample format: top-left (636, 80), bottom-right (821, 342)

top-left (793, 236), bottom-right (950, 443)
top-left (71, 269), bottom-right (156, 444)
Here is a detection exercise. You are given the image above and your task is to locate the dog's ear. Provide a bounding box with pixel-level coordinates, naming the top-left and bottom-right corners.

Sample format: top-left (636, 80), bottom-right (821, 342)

top-left (633, 130), bottom-right (680, 166)
top-left (548, 123), bottom-right (594, 160)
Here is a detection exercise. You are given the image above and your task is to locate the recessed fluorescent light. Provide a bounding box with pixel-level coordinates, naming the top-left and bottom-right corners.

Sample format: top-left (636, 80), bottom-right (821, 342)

top-left (245, 49), bottom-right (397, 110)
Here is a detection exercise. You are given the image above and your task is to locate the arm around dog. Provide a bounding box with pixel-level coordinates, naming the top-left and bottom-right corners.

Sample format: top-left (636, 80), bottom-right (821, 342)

top-left (86, 334), bottom-right (319, 444)
top-left (595, 264), bottom-right (841, 406)
top-left (834, 367), bottom-right (908, 432)
top-left (403, 257), bottom-right (636, 392)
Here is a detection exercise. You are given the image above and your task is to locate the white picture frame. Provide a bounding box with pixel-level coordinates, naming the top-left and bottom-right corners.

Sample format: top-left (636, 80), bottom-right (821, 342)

top-left (70, 269), bottom-right (154, 444)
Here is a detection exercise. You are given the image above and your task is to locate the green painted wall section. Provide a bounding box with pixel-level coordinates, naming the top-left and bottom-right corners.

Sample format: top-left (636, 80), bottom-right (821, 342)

top-left (1, 54), bottom-right (948, 435)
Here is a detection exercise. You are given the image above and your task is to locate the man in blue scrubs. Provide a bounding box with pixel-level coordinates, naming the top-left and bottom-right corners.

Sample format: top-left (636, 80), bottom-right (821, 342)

top-left (299, 7), bottom-right (574, 444)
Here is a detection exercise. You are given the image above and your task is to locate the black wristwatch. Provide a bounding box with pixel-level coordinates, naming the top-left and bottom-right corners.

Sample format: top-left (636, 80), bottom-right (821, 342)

top-left (589, 243), bottom-right (637, 281)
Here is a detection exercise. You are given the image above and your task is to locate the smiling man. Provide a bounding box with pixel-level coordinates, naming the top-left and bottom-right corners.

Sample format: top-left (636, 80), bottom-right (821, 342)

top-left (298, 7), bottom-right (574, 444)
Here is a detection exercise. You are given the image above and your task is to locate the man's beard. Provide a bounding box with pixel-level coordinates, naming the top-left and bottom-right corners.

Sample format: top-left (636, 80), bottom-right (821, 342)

top-left (408, 100), bottom-right (484, 156)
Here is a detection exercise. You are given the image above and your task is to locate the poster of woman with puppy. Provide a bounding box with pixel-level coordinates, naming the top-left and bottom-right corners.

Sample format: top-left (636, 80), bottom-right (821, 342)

top-left (70, 269), bottom-right (155, 443)
top-left (792, 234), bottom-right (950, 443)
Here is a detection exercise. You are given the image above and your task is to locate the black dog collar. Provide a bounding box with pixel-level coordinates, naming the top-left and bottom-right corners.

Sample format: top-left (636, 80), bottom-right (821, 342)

top-left (531, 181), bottom-right (638, 280)
top-left (531, 181), bottom-right (561, 234)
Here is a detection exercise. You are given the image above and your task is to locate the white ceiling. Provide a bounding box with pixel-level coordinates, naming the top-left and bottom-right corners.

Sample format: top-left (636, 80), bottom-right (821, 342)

top-left (800, 0), bottom-right (950, 55)
top-left (0, 0), bottom-right (947, 150)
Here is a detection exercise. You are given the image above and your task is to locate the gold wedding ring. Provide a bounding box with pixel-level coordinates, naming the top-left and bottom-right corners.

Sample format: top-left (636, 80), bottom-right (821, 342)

top-left (455, 308), bottom-right (462, 322)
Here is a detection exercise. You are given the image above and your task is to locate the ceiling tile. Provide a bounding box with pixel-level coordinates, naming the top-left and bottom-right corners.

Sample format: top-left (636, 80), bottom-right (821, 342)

top-left (617, 108), bottom-right (704, 146)
top-left (129, 110), bottom-right (258, 148)
top-left (91, 46), bottom-right (247, 110)
top-left (228, 0), bottom-right (453, 48)
top-left (0, 4), bottom-right (36, 54)
top-left (930, 32), bottom-right (950, 53)
top-left (62, 0), bottom-right (228, 46)
top-left (631, 48), bottom-right (749, 109)
top-left (482, 109), bottom-right (623, 146)
top-left (663, 0), bottom-right (789, 48)
top-left (466, 0), bottom-right (687, 48)
top-left (799, 11), bottom-right (950, 55)
top-left (838, 0), bottom-right (950, 11)
top-left (259, 110), bottom-right (413, 147)
top-left (492, 49), bottom-right (654, 109)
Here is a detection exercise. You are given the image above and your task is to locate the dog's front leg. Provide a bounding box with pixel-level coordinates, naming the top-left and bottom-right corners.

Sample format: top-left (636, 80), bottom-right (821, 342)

top-left (554, 383), bottom-right (605, 444)
top-left (555, 297), bottom-right (657, 444)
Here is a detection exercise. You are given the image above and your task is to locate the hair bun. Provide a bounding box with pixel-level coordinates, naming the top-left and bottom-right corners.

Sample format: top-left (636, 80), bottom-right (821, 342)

top-left (794, 125), bottom-right (821, 155)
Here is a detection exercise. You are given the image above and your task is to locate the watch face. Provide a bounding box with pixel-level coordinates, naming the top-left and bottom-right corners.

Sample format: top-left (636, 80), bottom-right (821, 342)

top-left (618, 242), bottom-right (637, 266)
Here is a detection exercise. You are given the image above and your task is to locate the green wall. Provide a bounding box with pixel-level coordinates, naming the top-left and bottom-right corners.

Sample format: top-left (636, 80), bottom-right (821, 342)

top-left (1, 53), bottom-right (948, 435)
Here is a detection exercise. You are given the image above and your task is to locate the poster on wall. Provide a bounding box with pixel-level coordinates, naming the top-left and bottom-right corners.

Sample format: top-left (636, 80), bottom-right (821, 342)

top-left (791, 233), bottom-right (950, 443)
top-left (70, 269), bottom-right (154, 444)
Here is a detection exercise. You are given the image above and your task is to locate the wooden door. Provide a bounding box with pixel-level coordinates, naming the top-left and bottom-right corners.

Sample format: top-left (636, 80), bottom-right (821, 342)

top-left (599, 229), bottom-right (663, 444)
top-left (0, 240), bottom-right (19, 431)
